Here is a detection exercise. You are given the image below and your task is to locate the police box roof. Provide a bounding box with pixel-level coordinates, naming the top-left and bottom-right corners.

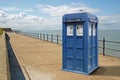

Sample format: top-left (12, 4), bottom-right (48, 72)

top-left (63, 12), bottom-right (98, 23)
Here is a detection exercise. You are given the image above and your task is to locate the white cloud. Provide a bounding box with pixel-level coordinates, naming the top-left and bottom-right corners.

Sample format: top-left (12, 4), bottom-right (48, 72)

top-left (0, 10), bottom-right (61, 30)
top-left (98, 15), bottom-right (120, 30)
top-left (0, 10), bottom-right (6, 17)
top-left (37, 3), bottom-right (100, 17)
top-left (23, 9), bottom-right (34, 12)
top-left (0, 7), bottom-right (34, 13)
top-left (1, 7), bottom-right (20, 11)
top-left (3, 11), bottom-right (43, 21)
top-left (0, 3), bottom-right (120, 30)
top-left (0, 10), bottom-right (45, 29)
top-left (99, 15), bottom-right (120, 24)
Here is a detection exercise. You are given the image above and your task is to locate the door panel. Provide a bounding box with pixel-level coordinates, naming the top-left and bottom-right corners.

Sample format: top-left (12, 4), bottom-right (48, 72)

top-left (74, 24), bottom-right (84, 71)
top-left (65, 23), bottom-right (84, 71)
top-left (66, 48), bottom-right (74, 58)
top-left (65, 24), bottom-right (74, 70)
top-left (66, 37), bottom-right (74, 47)
top-left (66, 59), bottom-right (74, 69)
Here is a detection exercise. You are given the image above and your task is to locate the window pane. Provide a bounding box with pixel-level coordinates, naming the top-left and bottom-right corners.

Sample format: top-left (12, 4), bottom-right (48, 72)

top-left (67, 25), bottom-right (73, 36)
top-left (89, 23), bottom-right (92, 36)
top-left (93, 23), bottom-right (96, 36)
top-left (76, 24), bottom-right (83, 36)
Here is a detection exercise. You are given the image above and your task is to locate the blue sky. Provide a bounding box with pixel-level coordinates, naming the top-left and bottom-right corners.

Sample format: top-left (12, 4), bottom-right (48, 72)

top-left (0, 0), bottom-right (120, 30)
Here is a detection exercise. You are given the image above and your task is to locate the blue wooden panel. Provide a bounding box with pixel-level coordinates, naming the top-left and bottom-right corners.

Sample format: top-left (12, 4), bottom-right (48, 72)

top-left (76, 48), bottom-right (84, 59)
top-left (76, 37), bottom-right (83, 48)
top-left (66, 48), bottom-right (74, 58)
top-left (88, 58), bottom-right (92, 70)
top-left (93, 47), bottom-right (96, 56)
top-left (92, 57), bottom-right (96, 67)
top-left (75, 60), bottom-right (84, 71)
top-left (66, 37), bottom-right (74, 47)
top-left (66, 59), bottom-right (74, 69)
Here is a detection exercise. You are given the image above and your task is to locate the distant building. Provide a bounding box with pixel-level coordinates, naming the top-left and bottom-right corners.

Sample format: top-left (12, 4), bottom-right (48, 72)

top-left (2, 28), bottom-right (12, 32)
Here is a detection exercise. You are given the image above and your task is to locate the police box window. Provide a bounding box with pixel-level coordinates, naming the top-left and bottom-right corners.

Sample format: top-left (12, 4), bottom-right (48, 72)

top-left (93, 23), bottom-right (96, 36)
top-left (67, 25), bottom-right (73, 36)
top-left (89, 23), bottom-right (92, 36)
top-left (89, 23), bottom-right (96, 36)
top-left (76, 24), bottom-right (83, 36)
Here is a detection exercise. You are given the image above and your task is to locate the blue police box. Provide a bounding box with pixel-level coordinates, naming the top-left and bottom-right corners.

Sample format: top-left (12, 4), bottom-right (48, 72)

top-left (62, 12), bottom-right (98, 75)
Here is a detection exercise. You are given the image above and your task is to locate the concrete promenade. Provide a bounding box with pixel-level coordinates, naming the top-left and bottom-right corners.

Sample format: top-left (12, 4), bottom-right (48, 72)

top-left (7, 32), bottom-right (120, 80)
top-left (0, 33), bottom-right (10, 80)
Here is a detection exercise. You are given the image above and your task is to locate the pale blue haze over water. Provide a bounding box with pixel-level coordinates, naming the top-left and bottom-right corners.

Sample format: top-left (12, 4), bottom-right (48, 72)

top-left (22, 30), bottom-right (120, 58)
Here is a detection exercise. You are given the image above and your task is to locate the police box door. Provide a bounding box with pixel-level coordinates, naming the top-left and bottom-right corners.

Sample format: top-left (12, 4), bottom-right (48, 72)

top-left (65, 23), bottom-right (84, 71)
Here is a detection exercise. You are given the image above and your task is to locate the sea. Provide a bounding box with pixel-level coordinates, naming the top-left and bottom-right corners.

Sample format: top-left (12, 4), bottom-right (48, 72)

top-left (22, 30), bottom-right (120, 58)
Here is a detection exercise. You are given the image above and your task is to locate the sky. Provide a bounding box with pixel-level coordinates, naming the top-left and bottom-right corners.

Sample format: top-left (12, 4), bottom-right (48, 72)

top-left (0, 0), bottom-right (120, 30)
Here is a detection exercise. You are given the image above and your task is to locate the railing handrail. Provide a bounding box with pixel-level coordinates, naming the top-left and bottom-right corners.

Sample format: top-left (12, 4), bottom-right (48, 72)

top-left (99, 40), bottom-right (120, 44)
top-left (15, 31), bottom-right (120, 56)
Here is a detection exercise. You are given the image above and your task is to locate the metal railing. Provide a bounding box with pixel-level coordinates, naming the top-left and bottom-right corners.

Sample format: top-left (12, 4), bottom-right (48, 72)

top-left (16, 32), bottom-right (62, 44)
top-left (15, 31), bottom-right (120, 57)
top-left (99, 38), bottom-right (120, 56)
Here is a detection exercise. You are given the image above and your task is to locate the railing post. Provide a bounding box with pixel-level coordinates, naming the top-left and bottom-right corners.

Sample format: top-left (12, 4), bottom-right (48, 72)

top-left (25, 32), bottom-right (27, 36)
top-left (33, 32), bottom-right (35, 38)
top-left (34, 33), bottom-right (35, 38)
top-left (57, 34), bottom-right (58, 44)
top-left (28, 32), bottom-right (29, 37)
top-left (40, 33), bottom-right (42, 40)
top-left (103, 38), bottom-right (105, 56)
top-left (36, 33), bottom-right (38, 39)
top-left (35, 33), bottom-right (37, 39)
top-left (32, 33), bottom-right (33, 38)
top-left (26, 32), bottom-right (28, 36)
top-left (51, 34), bottom-right (53, 42)
top-left (43, 34), bottom-right (45, 40)
top-left (25, 32), bottom-right (26, 36)
top-left (33, 33), bottom-right (34, 38)
top-left (30, 33), bottom-right (32, 37)
top-left (47, 34), bottom-right (48, 42)
top-left (37, 33), bottom-right (39, 39)
top-left (38, 33), bottom-right (40, 39)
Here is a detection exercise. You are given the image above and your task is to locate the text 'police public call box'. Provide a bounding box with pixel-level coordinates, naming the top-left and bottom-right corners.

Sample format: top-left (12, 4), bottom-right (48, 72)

top-left (62, 12), bottom-right (98, 75)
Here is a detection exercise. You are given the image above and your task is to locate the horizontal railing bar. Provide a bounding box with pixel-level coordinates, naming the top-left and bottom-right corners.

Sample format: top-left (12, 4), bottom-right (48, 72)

top-left (106, 48), bottom-right (120, 52)
top-left (105, 40), bottom-right (120, 44)
top-left (15, 31), bottom-right (120, 54)
top-left (98, 40), bottom-right (103, 42)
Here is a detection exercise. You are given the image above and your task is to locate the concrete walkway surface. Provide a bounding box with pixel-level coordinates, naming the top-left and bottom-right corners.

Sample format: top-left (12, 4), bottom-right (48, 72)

top-left (0, 33), bottom-right (10, 80)
top-left (7, 32), bottom-right (120, 80)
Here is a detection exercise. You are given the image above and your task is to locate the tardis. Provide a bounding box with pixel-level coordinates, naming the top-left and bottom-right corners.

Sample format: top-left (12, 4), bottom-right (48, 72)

top-left (62, 12), bottom-right (98, 75)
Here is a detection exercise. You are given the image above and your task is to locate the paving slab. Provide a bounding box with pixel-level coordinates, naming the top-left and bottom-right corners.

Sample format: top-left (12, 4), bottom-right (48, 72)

top-left (7, 32), bottom-right (120, 80)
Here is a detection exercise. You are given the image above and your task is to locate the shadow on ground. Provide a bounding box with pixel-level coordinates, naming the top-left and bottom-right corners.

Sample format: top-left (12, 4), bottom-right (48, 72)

top-left (91, 66), bottom-right (120, 77)
top-left (6, 33), bottom-right (26, 80)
